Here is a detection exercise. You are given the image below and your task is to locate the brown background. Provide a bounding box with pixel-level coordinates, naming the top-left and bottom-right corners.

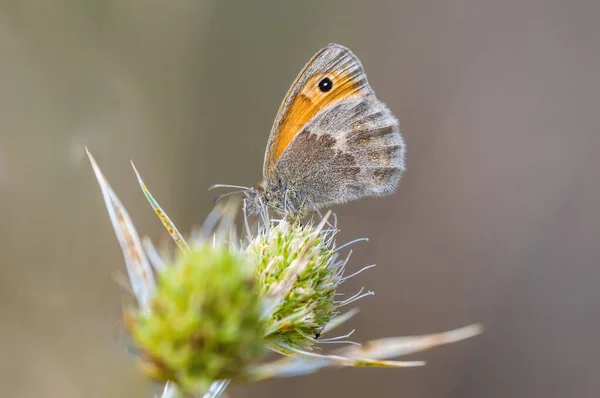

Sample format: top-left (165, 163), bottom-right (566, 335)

top-left (1, 1), bottom-right (600, 397)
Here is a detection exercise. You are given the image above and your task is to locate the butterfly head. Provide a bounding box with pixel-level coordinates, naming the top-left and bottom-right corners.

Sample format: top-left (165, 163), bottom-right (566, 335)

top-left (243, 180), bottom-right (311, 217)
top-left (242, 184), bottom-right (266, 216)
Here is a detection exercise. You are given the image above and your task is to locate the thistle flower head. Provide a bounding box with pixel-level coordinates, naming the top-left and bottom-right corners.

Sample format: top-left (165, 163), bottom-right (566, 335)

top-left (127, 244), bottom-right (265, 393)
top-left (248, 218), bottom-right (340, 349)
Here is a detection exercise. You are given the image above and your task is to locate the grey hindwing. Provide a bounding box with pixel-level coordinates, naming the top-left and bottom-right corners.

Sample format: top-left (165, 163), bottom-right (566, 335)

top-left (275, 97), bottom-right (405, 208)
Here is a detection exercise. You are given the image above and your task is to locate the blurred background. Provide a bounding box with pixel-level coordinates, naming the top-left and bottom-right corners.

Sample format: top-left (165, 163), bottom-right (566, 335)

top-left (2, 1), bottom-right (600, 397)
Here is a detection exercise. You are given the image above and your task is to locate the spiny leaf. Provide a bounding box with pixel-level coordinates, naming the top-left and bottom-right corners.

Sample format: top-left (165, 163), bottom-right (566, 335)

top-left (86, 148), bottom-right (155, 312)
top-left (131, 161), bottom-right (190, 253)
top-left (335, 323), bottom-right (484, 360)
top-left (246, 323), bottom-right (483, 380)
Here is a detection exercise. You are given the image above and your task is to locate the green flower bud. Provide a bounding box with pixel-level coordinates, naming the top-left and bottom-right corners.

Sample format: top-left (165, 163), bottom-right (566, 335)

top-left (247, 220), bottom-right (340, 350)
top-left (127, 245), bottom-right (266, 394)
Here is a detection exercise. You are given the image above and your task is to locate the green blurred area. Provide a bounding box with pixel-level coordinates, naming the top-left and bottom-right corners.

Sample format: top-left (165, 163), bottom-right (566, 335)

top-left (2, 1), bottom-right (600, 397)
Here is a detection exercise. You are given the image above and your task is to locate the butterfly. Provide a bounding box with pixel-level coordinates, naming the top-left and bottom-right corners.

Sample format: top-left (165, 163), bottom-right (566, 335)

top-left (213, 43), bottom-right (405, 216)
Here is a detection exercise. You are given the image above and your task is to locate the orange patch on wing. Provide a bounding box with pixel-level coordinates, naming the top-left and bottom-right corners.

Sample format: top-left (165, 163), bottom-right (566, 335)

top-left (270, 71), bottom-right (364, 163)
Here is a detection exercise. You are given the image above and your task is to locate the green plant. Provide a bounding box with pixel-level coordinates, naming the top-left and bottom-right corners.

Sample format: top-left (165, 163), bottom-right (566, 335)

top-left (87, 149), bottom-right (482, 398)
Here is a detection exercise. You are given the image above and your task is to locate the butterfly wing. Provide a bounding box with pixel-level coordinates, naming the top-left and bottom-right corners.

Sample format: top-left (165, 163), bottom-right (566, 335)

top-left (263, 44), bottom-right (405, 210)
top-left (263, 43), bottom-right (373, 179)
top-left (276, 98), bottom-right (405, 209)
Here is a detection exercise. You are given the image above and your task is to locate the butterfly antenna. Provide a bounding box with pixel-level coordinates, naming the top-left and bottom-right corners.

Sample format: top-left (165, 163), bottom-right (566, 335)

top-left (209, 184), bottom-right (252, 191)
top-left (213, 190), bottom-right (246, 204)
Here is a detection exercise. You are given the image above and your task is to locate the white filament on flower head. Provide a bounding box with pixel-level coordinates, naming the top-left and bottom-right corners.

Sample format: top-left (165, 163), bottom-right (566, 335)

top-left (316, 340), bottom-right (359, 346)
top-left (319, 230), bottom-right (338, 246)
top-left (334, 250), bottom-right (354, 279)
top-left (315, 329), bottom-right (358, 345)
top-left (335, 287), bottom-right (375, 307)
top-left (334, 237), bottom-right (369, 253)
top-left (340, 264), bottom-right (377, 282)
top-left (321, 308), bottom-right (360, 334)
top-left (334, 251), bottom-right (350, 270)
